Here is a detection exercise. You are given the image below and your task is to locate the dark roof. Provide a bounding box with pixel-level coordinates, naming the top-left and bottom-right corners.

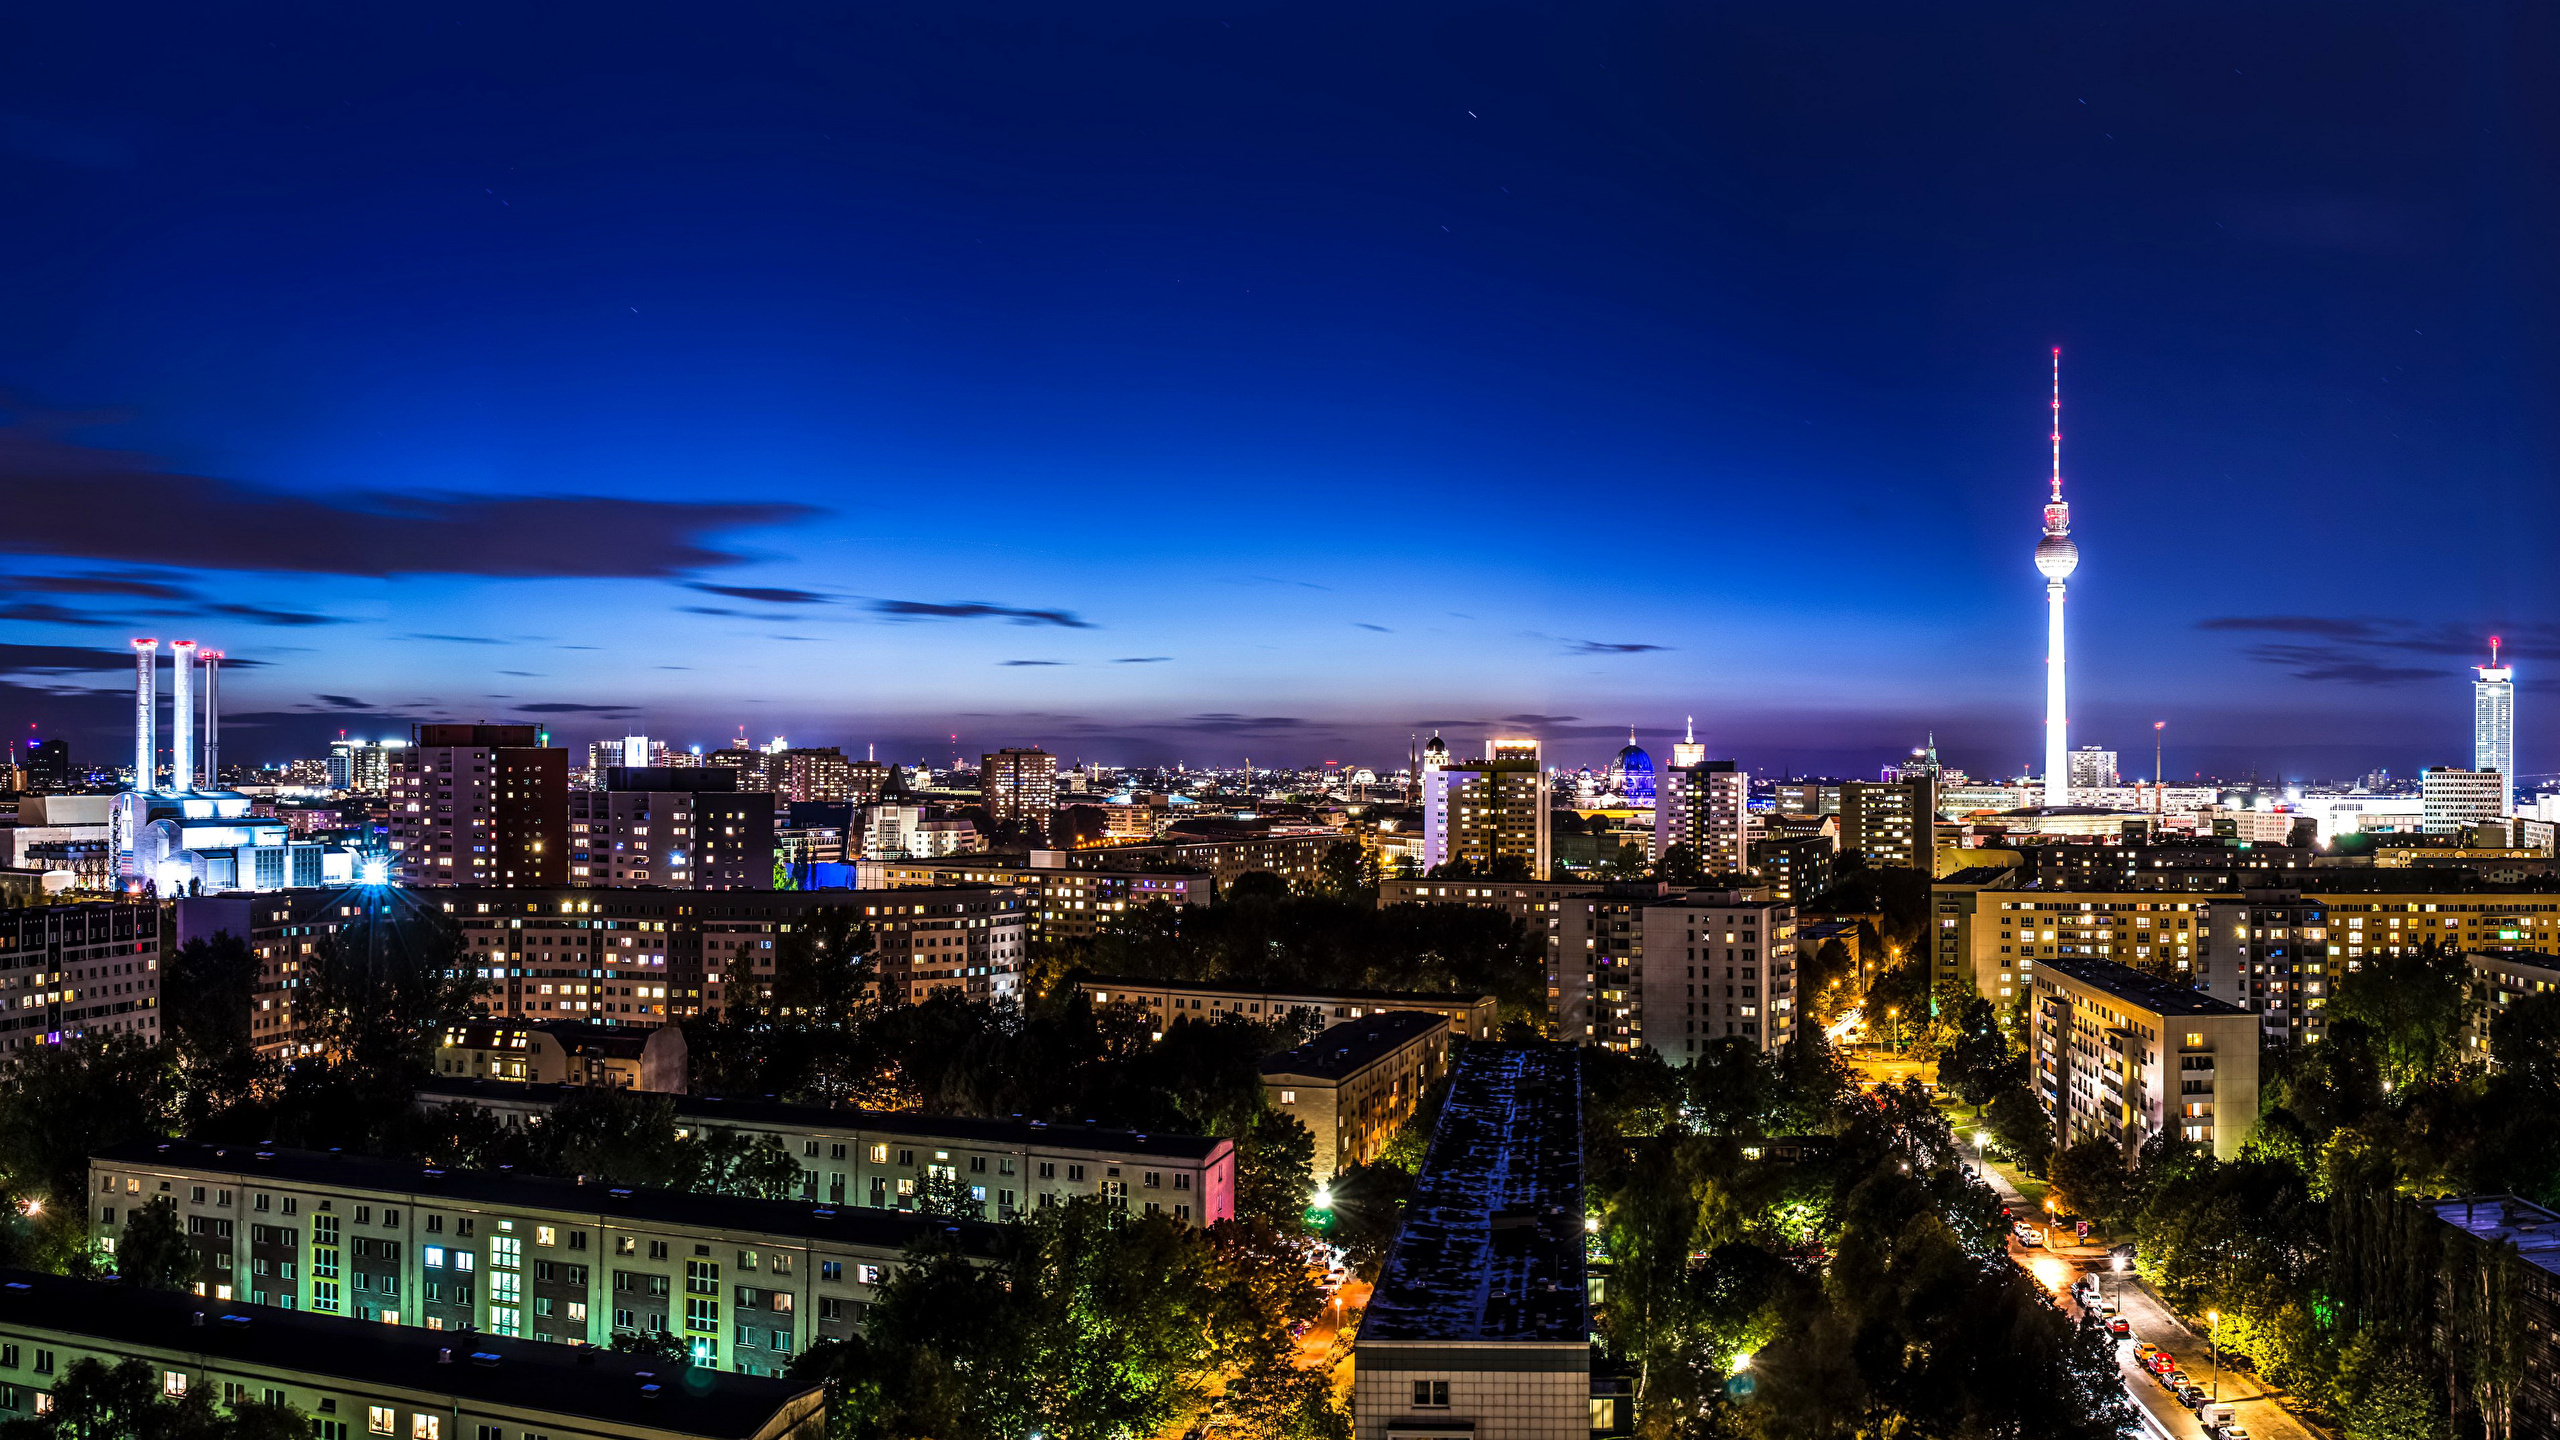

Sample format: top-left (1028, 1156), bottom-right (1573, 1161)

top-left (414, 1080), bottom-right (1229, 1162)
top-left (95, 1139), bottom-right (1008, 1254)
top-left (1077, 974), bottom-right (1492, 1007)
top-left (440, 1020), bottom-right (652, 1058)
top-left (2035, 955), bottom-right (2253, 1017)
top-left (1360, 1045), bottom-right (1587, 1346)
top-left (1936, 866), bottom-right (2020, 886)
top-left (2428, 1196), bottom-right (2560, 1279)
top-left (1258, 1011), bottom-right (1448, 1082)
top-left (0, 1268), bottom-right (814, 1440)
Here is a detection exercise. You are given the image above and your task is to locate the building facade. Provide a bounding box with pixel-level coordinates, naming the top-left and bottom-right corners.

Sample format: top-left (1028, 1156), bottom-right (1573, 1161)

top-left (1654, 760), bottom-right (1748, 874)
top-left (569, 768), bottom-right (774, 890)
top-left (0, 900), bottom-right (160, 1054)
top-left (2425, 766), bottom-right (2506, 835)
top-left (0, 1270), bottom-right (823, 1440)
top-left (1421, 739), bottom-right (1551, 879)
top-left (387, 725), bottom-right (567, 888)
top-left (415, 1083), bottom-right (1233, 1222)
top-left (2478, 646), bottom-right (2517, 818)
top-left (1839, 776), bottom-right (1933, 871)
top-left (1259, 1011), bottom-right (1452, 1179)
top-left (2030, 955), bottom-right (2259, 1161)
top-left (1079, 977), bottom-right (1499, 1040)
top-left (979, 748), bottom-right (1058, 836)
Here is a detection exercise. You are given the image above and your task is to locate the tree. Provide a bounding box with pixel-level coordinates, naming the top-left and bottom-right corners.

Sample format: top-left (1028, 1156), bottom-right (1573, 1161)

top-left (1984, 1084), bottom-right (2053, 1175)
top-left (1314, 842), bottom-right (1372, 903)
top-left (0, 1037), bottom-right (176, 1213)
top-left (2329, 947), bottom-right (2469, 1089)
top-left (1937, 992), bottom-right (2026, 1110)
top-left (2490, 990), bottom-right (2560, 1088)
top-left (162, 934), bottom-right (273, 1127)
top-left (115, 1196), bottom-right (196, 1291)
top-left (0, 1354), bottom-right (312, 1440)
top-left (1233, 1110), bottom-right (1316, 1225)
top-left (1656, 843), bottom-right (1707, 888)
top-left (916, 1170), bottom-right (983, 1220)
top-left (2046, 1137), bottom-right (2135, 1233)
top-left (611, 1327), bottom-right (693, 1369)
top-left (692, 1127), bottom-right (804, 1200)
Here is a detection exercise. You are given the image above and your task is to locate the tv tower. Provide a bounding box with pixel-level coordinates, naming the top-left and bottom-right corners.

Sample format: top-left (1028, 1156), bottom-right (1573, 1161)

top-left (2034, 348), bottom-right (2079, 807)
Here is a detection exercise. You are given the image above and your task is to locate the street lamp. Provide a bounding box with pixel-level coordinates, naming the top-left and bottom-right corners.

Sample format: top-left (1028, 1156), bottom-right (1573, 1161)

top-left (1887, 1005), bottom-right (1900, 1053)
top-left (2110, 1251), bottom-right (2126, 1313)
top-left (2208, 1309), bottom-right (2221, 1402)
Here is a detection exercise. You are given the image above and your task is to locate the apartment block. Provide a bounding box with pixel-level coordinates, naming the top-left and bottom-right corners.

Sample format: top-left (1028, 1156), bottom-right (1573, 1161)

top-left (1637, 891), bottom-right (1798, 1060)
top-left (2029, 955), bottom-right (2259, 1161)
top-left (91, 1139), bottom-right (1000, 1372)
top-left (1749, 832), bottom-right (1836, 905)
top-left (415, 1082), bottom-right (1234, 1223)
top-left (1260, 1011), bottom-right (1452, 1179)
top-left (1079, 976), bottom-right (1499, 1040)
top-left (0, 1269), bottom-right (823, 1440)
top-left (1839, 775), bottom-right (1934, 872)
top-left (386, 725), bottom-right (567, 888)
top-left (979, 748), bottom-right (1058, 835)
top-left (1421, 739), bottom-right (1551, 880)
top-left (568, 768), bottom-right (774, 890)
top-left (1354, 1045), bottom-right (1592, 1440)
top-left (0, 899), bottom-right (160, 1054)
top-left (1049, 829), bottom-right (1340, 893)
top-left (1655, 760), bottom-right (1748, 874)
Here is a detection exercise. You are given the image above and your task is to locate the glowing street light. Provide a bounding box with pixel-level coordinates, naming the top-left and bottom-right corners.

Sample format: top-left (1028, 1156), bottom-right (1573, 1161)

top-left (1311, 1185), bottom-right (1333, 1211)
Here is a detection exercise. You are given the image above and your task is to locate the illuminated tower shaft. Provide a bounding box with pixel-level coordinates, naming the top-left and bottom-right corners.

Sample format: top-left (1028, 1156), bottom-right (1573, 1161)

top-left (131, 638), bottom-right (158, 792)
top-left (2477, 636), bottom-right (2514, 816)
top-left (2032, 349), bottom-right (2079, 808)
top-left (170, 640), bottom-right (197, 794)
top-left (202, 650), bottom-right (224, 784)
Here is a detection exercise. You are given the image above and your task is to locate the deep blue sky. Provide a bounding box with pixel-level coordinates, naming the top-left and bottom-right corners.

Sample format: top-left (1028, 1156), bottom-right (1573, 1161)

top-left (2, 2), bottom-right (2554, 781)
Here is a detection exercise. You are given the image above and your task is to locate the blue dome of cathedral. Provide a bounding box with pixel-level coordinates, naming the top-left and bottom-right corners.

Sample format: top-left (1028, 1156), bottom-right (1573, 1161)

top-left (1613, 742), bottom-right (1656, 804)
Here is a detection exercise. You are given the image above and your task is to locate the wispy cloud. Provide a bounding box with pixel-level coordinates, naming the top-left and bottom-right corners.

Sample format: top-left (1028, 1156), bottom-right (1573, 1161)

top-left (209, 602), bottom-right (344, 627)
top-left (1113, 656), bottom-right (1172, 664)
top-left (871, 600), bottom-right (1095, 629)
top-left (1569, 640), bottom-right (1668, 655)
top-left (687, 582), bottom-right (830, 606)
top-left (1000, 659), bottom-right (1067, 667)
top-left (513, 702), bottom-right (636, 713)
top-left (406, 633), bottom-right (509, 646)
top-left (1354, 623), bottom-right (1392, 633)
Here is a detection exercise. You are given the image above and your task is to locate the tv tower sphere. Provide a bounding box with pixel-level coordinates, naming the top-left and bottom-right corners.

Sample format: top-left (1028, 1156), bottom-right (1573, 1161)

top-left (2035, 531), bottom-right (2079, 579)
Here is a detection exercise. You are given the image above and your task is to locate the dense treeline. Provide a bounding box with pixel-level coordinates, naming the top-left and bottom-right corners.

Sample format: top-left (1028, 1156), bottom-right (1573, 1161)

top-left (1583, 1037), bottom-right (2131, 1440)
top-left (1054, 871), bottom-right (1548, 1027)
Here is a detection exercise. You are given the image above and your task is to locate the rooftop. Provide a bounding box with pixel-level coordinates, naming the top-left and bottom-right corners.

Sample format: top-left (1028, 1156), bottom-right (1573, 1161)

top-left (96, 1138), bottom-right (1011, 1252)
top-left (2036, 955), bottom-right (2253, 1018)
top-left (1259, 1011), bottom-right (1449, 1082)
top-left (0, 1268), bottom-right (816, 1440)
top-left (1079, 974), bottom-right (1491, 1007)
top-left (1359, 1044), bottom-right (1587, 1346)
top-left (2427, 1195), bottom-right (2560, 1279)
top-left (415, 1080), bottom-right (1229, 1161)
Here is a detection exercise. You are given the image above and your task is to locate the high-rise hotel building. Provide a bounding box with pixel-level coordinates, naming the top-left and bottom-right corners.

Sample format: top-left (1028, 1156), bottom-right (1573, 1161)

top-left (2478, 638), bottom-right (2515, 816)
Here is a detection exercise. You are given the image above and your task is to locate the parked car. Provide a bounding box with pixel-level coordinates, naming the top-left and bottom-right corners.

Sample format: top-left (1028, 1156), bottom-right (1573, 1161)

top-left (2132, 1341), bottom-right (2160, 1366)
top-left (2198, 1404), bottom-right (2236, 1432)
top-left (2144, 1352), bottom-right (2173, 1375)
top-left (2107, 1317), bottom-right (2131, 1337)
top-left (2167, 1369), bottom-right (2193, 1390)
top-left (2176, 1385), bottom-right (2208, 1408)
top-left (2014, 1223), bottom-right (2045, 1248)
top-left (2217, 1427), bottom-right (2251, 1440)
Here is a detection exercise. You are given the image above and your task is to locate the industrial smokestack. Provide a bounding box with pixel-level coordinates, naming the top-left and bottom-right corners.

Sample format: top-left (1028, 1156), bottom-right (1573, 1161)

top-left (131, 639), bottom-right (158, 793)
top-left (170, 640), bottom-right (198, 794)
top-left (201, 651), bottom-right (223, 786)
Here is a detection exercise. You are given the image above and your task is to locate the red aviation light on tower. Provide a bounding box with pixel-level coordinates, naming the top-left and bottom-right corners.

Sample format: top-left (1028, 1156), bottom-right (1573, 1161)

top-left (2491, 635), bottom-right (2503, 666)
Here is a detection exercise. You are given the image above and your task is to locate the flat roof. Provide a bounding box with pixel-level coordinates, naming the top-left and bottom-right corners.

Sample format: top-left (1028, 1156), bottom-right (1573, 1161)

top-left (1359, 1044), bottom-right (1587, 1346)
top-left (2035, 955), bottom-right (2253, 1018)
top-left (1078, 975), bottom-right (1492, 1007)
top-left (414, 1080), bottom-right (1228, 1162)
top-left (2428, 1196), bottom-right (2560, 1279)
top-left (0, 1268), bottom-right (814, 1440)
top-left (1259, 1011), bottom-right (1448, 1082)
top-left (95, 1139), bottom-right (1007, 1253)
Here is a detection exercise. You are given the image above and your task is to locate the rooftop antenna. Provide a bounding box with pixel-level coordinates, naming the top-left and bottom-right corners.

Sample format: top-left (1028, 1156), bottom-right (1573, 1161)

top-left (2050, 346), bottom-right (2064, 504)
top-left (2492, 634), bottom-right (2503, 667)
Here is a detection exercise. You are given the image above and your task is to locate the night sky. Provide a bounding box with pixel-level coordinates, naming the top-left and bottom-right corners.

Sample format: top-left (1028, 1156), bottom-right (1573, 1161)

top-left (2, 3), bottom-right (2553, 781)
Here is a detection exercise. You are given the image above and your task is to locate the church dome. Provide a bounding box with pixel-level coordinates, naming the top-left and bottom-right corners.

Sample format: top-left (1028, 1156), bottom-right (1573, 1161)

top-left (1612, 742), bottom-right (1656, 804)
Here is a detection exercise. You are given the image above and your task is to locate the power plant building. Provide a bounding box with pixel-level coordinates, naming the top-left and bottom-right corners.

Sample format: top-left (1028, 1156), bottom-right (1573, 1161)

top-left (115, 639), bottom-right (344, 894)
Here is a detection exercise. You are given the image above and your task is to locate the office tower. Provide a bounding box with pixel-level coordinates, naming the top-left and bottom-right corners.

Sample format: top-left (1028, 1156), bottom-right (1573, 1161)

top-left (2035, 349), bottom-right (2079, 807)
top-left (2421, 766), bottom-right (2504, 836)
top-left (2478, 637), bottom-right (2515, 816)
top-left (1840, 774), bottom-right (1934, 871)
top-left (328, 738), bottom-right (396, 795)
top-left (1420, 738), bottom-right (1550, 879)
top-left (2068, 745), bottom-right (2119, 791)
top-left (981, 747), bottom-right (1059, 835)
top-left (25, 739), bottom-right (70, 792)
top-left (569, 766), bottom-right (774, 889)
top-left (774, 746), bottom-right (855, 803)
top-left (387, 724), bottom-right (568, 886)
top-left (1655, 759), bottom-right (1748, 874)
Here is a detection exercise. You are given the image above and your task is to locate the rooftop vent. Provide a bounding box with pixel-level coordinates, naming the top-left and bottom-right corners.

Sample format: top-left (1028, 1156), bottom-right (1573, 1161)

top-left (469, 1353), bottom-right (502, 1368)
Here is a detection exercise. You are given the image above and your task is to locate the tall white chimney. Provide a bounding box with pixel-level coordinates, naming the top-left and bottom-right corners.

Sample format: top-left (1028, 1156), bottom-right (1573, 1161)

top-left (170, 640), bottom-right (197, 794)
top-left (131, 639), bottom-right (158, 793)
top-left (201, 650), bottom-right (223, 786)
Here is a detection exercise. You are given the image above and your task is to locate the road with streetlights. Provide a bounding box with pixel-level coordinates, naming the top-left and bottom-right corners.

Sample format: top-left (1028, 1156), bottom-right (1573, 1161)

top-left (1967, 1147), bottom-right (2321, 1440)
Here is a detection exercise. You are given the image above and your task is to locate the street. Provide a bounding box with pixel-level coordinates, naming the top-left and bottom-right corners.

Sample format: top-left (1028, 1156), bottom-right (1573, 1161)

top-left (1968, 1151), bottom-right (2323, 1440)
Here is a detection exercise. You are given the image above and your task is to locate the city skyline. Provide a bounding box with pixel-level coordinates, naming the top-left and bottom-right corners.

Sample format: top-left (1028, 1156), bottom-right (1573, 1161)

top-left (3, 5), bottom-right (2554, 780)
